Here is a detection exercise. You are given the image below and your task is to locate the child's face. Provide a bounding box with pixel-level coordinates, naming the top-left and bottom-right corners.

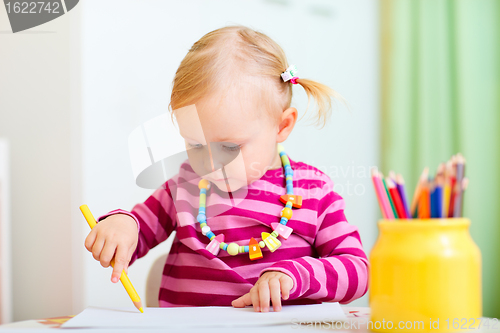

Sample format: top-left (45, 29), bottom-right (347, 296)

top-left (175, 88), bottom-right (283, 192)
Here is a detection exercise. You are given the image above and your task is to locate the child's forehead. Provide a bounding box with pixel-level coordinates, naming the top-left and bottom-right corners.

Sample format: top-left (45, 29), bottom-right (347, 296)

top-left (181, 100), bottom-right (259, 143)
top-left (197, 90), bottom-right (259, 121)
top-left (182, 89), bottom-right (271, 132)
top-left (174, 103), bottom-right (261, 145)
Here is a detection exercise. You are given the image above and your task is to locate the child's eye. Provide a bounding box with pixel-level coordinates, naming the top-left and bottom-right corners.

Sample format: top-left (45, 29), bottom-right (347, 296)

top-left (221, 144), bottom-right (240, 152)
top-left (188, 143), bottom-right (203, 149)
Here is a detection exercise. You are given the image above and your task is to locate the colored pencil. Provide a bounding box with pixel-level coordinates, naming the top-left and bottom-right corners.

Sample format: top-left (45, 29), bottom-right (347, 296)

top-left (374, 170), bottom-right (395, 219)
top-left (448, 156), bottom-right (457, 217)
top-left (453, 154), bottom-right (466, 217)
top-left (433, 164), bottom-right (445, 218)
top-left (387, 178), bottom-right (408, 219)
top-left (383, 176), bottom-right (398, 218)
top-left (434, 173), bottom-right (444, 218)
top-left (371, 168), bottom-right (389, 219)
top-left (459, 177), bottom-right (469, 217)
top-left (443, 161), bottom-right (452, 217)
top-left (430, 177), bottom-right (437, 218)
top-left (410, 167), bottom-right (429, 217)
top-left (461, 177), bottom-right (469, 213)
top-left (418, 178), bottom-right (431, 219)
top-left (395, 174), bottom-right (411, 219)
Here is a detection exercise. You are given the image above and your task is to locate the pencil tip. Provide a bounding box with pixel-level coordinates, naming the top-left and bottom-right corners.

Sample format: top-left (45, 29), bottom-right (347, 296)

top-left (462, 177), bottom-right (469, 190)
top-left (134, 301), bottom-right (143, 312)
top-left (396, 173), bottom-right (405, 184)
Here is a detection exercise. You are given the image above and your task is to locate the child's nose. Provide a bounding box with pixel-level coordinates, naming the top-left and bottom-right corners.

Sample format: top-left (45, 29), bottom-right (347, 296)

top-left (203, 154), bottom-right (224, 173)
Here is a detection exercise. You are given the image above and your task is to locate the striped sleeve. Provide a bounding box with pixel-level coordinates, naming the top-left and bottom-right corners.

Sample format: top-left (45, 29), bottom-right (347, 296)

top-left (260, 179), bottom-right (369, 304)
top-left (98, 180), bottom-right (178, 265)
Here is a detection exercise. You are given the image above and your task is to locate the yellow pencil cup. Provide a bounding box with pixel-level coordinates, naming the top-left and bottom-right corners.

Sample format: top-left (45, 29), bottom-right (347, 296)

top-left (369, 218), bottom-right (481, 332)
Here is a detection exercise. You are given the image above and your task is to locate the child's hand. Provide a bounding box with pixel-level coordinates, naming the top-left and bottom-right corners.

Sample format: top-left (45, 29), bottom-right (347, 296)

top-left (84, 213), bottom-right (138, 283)
top-left (231, 271), bottom-right (293, 312)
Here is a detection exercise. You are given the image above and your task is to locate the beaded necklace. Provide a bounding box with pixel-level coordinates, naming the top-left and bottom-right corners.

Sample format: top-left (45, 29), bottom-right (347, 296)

top-left (196, 144), bottom-right (302, 260)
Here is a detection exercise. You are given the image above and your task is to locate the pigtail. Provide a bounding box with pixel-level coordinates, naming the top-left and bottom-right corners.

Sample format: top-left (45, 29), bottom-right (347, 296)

top-left (292, 78), bottom-right (349, 128)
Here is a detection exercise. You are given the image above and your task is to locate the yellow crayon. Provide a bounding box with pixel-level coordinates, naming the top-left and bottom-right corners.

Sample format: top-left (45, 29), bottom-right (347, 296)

top-left (80, 204), bottom-right (144, 313)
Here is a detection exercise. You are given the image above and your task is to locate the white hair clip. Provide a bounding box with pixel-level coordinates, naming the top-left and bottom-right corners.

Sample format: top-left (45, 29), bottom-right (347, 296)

top-left (281, 65), bottom-right (298, 83)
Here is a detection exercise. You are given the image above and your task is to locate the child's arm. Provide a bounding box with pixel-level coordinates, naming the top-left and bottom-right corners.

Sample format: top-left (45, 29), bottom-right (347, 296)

top-left (259, 180), bottom-right (369, 304)
top-left (88, 180), bottom-right (178, 282)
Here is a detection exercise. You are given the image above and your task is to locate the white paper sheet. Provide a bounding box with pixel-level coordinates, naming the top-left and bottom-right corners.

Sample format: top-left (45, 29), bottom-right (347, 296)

top-left (61, 303), bottom-right (345, 329)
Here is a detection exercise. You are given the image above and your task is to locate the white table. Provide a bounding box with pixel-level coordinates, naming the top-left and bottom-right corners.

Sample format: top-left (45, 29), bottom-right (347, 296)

top-left (1, 307), bottom-right (499, 332)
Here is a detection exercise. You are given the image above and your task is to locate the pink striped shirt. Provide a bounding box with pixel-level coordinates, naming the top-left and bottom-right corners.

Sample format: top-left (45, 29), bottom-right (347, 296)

top-left (98, 158), bottom-right (369, 307)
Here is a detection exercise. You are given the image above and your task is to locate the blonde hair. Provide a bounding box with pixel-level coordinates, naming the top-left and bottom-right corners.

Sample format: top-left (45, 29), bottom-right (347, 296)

top-left (169, 25), bottom-right (346, 128)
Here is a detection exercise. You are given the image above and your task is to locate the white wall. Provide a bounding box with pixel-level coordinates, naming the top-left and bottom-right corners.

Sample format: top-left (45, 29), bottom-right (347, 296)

top-left (0, 5), bottom-right (81, 321)
top-left (80, 0), bottom-right (379, 309)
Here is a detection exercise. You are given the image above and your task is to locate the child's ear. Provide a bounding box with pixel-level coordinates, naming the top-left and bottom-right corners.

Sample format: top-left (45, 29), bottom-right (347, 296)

top-left (277, 107), bottom-right (298, 143)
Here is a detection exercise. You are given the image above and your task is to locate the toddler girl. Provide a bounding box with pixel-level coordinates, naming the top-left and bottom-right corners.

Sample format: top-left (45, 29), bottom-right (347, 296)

top-left (84, 25), bottom-right (368, 312)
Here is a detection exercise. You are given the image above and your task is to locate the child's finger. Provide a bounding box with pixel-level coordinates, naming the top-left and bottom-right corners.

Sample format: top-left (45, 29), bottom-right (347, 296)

top-left (250, 286), bottom-right (260, 312)
top-left (91, 235), bottom-right (106, 261)
top-left (269, 277), bottom-right (282, 311)
top-left (99, 240), bottom-right (116, 268)
top-left (111, 245), bottom-right (130, 283)
top-left (231, 293), bottom-right (251, 308)
top-left (279, 275), bottom-right (293, 300)
top-left (84, 229), bottom-right (97, 252)
top-left (258, 280), bottom-right (270, 312)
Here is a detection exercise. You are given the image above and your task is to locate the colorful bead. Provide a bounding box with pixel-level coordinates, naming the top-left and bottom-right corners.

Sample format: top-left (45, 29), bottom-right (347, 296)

top-left (286, 201), bottom-right (293, 208)
top-left (206, 234), bottom-right (224, 256)
top-left (206, 231), bottom-right (215, 239)
top-left (200, 222), bottom-right (207, 228)
top-left (280, 217), bottom-right (288, 225)
top-left (227, 243), bottom-right (239, 256)
top-left (271, 222), bottom-right (293, 240)
top-left (201, 225), bottom-right (211, 235)
top-left (281, 155), bottom-right (290, 166)
top-left (219, 242), bottom-right (226, 249)
top-left (280, 207), bottom-right (293, 220)
top-left (271, 230), bottom-right (279, 238)
top-left (280, 194), bottom-right (302, 208)
top-left (277, 144), bottom-right (285, 154)
top-left (200, 188), bottom-right (207, 195)
top-left (249, 237), bottom-right (263, 260)
top-left (198, 179), bottom-right (210, 189)
top-left (239, 245), bottom-right (245, 253)
top-left (222, 243), bottom-right (228, 251)
top-left (259, 241), bottom-right (265, 248)
top-left (261, 232), bottom-right (281, 252)
top-left (286, 184), bottom-right (294, 194)
top-left (199, 193), bottom-right (206, 206)
top-left (197, 214), bottom-right (206, 222)
top-left (199, 207), bottom-right (206, 214)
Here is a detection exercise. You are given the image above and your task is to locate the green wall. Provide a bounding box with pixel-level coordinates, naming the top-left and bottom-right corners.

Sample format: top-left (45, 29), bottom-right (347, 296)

top-left (381, 0), bottom-right (500, 318)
